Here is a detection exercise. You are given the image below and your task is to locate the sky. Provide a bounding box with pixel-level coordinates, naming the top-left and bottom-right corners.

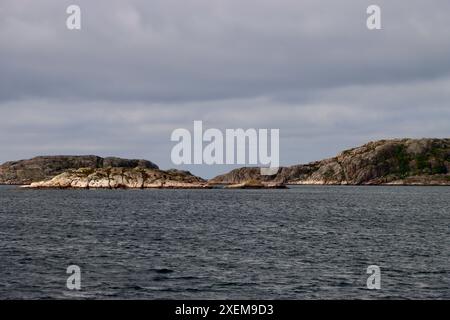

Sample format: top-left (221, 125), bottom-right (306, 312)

top-left (1, 0), bottom-right (450, 178)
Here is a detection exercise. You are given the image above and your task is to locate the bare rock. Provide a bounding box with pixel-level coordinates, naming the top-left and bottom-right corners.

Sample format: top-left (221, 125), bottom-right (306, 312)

top-left (0, 155), bottom-right (158, 185)
top-left (26, 167), bottom-right (209, 189)
top-left (209, 138), bottom-right (450, 186)
top-left (225, 179), bottom-right (287, 189)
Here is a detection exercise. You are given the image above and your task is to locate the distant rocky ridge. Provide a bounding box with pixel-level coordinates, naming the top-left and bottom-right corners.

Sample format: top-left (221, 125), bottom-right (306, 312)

top-left (209, 138), bottom-right (450, 186)
top-left (3, 138), bottom-right (450, 188)
top-left (25, 167), bottom-right (207, 189)
top-left (0, 156), bottom-right (158, 185)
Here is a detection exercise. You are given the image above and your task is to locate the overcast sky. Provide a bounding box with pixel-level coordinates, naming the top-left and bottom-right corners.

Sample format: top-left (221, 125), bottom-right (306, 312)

top-left (1, 0), bottom-right (450, 178)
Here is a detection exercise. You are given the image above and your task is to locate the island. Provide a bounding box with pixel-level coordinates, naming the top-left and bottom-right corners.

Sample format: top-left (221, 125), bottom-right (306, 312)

top-left (0, 156), bottom-right (208, 189)
top-left (209, 138), bottom-right (450, 186)
top-left (1, 138), bottom-right (449, 189)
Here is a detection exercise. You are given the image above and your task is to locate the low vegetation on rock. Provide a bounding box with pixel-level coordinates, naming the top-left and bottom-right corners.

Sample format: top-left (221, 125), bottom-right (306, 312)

top-left (209, 138), bottom-right (450, 186)
top-left (3, 139), bottom-right (450, 188)
top-left (0, 155), bottom-right (158, 185)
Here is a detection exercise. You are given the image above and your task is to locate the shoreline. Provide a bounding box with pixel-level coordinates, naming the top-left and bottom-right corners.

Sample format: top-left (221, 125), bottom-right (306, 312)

top-left (2, 183), bottom-right (449, 189)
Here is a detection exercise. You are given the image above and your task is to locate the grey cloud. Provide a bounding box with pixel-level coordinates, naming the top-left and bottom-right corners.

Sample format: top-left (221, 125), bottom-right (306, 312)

top-left (0, 0), bottom-right (449, 178)
top-left (1, 73), bottom-right (450, 178)
top-left (1, 0), bottom-right (450, 103)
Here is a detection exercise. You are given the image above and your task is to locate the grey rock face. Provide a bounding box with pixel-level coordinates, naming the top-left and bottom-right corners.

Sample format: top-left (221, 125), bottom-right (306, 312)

top-left (0, 155), bottom-right (158, 185)
top-left (209, 138), bottom-right (450, 185)
top-left (102, 157), bottom-right (157, 169)
top-left (25, 167), bottom-right (208, 189)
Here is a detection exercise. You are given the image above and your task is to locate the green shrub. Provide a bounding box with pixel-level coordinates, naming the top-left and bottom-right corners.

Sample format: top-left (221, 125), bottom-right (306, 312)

top-left (432, 163), bottom-right (447, 174)
top-left (415, 154), bottom-right (428, 171)
top-left (394, 145), bottom-right (410, 176)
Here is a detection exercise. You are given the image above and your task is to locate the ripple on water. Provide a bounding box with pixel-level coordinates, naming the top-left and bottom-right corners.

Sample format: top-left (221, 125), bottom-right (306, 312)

top-left (0, 186), bottom-right (449, 299)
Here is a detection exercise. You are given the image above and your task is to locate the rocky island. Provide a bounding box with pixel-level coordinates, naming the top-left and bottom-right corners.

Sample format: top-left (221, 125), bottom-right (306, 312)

top-left (1, 138), bottom-right (450, 189)
top-left (210, 138), bottom-right (450, 186)
top-left (225, 179), bottom-right (287, 189)
top-left (0, 155), bottom-right (208, 189)
top-left (0, 155), bottom-right (158, 185)
top-left (25, 167), bottom-right (208, 189)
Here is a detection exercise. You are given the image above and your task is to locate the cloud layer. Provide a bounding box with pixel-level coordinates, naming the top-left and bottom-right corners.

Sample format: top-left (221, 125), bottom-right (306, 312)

top-left (1, 0), bottom-right (449, 177)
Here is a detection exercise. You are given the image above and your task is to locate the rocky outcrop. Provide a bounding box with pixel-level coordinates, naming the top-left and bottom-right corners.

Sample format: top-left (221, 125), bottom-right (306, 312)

top-left (225, 179), bottom-right (287, 189)
top-left (209, 138), bottom-right (450, 185)
top-left (0, 155), bottom-right (158, 185)
top-left (25, 167), bottom-right (208, 189)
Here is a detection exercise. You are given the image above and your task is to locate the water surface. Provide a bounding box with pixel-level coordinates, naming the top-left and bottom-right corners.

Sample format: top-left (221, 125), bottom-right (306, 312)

top-left (0, 185), bottom-right (448, 299)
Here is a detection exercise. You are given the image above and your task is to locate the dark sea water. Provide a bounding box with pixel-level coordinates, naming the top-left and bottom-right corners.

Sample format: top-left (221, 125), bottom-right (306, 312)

top-left (0, 185), bottom-right (448, 300)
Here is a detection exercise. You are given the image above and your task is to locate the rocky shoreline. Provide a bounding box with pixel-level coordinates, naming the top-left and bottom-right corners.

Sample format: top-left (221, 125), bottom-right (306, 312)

top-left (209, 138), bottom-right (450, 186)
top-left (0, 155), bottom-right (158, 185)
top-left (22, 167), bottom-right (209, 189)
top-left (225, 179), bottom-right (287, 189)
top-left (1, 138), bottom-right (450, 189)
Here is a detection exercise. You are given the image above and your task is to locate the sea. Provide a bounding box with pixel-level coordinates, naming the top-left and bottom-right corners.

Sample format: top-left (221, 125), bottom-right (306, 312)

top-left (0, 185), bottom-right (448, 299)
